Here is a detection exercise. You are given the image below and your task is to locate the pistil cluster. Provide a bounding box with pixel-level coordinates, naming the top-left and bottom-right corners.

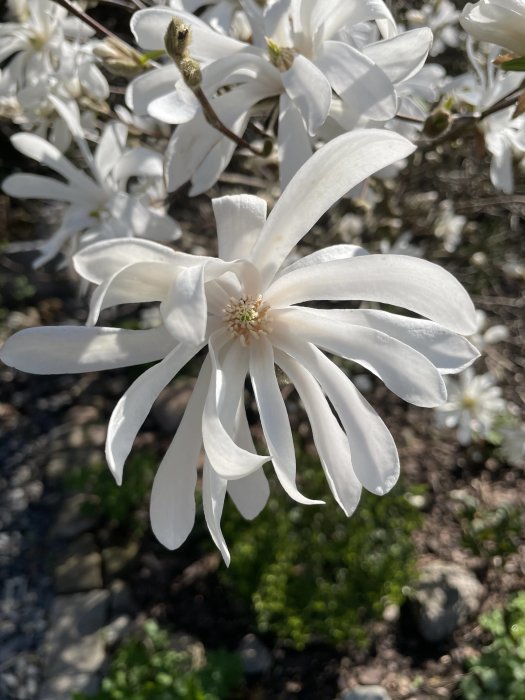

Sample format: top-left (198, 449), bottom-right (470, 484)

top-left (223, 294), bottom-right (272, 346)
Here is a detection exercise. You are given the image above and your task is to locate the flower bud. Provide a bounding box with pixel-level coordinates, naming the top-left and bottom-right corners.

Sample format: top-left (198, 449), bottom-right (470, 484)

top-left (178, 56), bottom-right (202, 87)
top-left (423, 107), bottom-right (452, 138)
top-left (164, 17), bottom-right (192, 61)
top-left (266, 38), bottom-right (295, 71)
top-left (93, 38), bottom-right (147, 79)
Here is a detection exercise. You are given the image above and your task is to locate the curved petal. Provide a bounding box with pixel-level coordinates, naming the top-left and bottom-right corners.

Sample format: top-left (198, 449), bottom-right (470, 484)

top-left (363, 28), bottom-right (433, 85)
top-left (277, 243), bottom-right (367, 278)
top-left (281, 54), bottom-right (332, 136)
top-left (249, 337), bottom-right (324, 505)
top-left (273, 332), bottom-right (399, 496)
top-left (275, 350), bottom-right (361, 516)
top-left (73, 238), bottom-right (181, 284)
top-left (203, 457), bottom-right (230, 564)
top-left (126, 63), bottom-right (180, 115)
top-left (202, 331), bottom-right (270, 479)
top-left (212, 194), bottom-right (267, 262)
top-left (249, 130), bottom-right (415, 286)
top-left (148, 83), bottom-right (201, 125)
top-left (112, 148), bottom-right (164, 185)
top-left (94, 122), bottom-right (127, 181)
top-left (150, 357), bottom-right (211, 550)
top-left (301, 308), bottom-right (480, 374)
top-left (87, 261), bottom-right (175, 326)
top-left (277, 93), bottom-right (313, 189)
top-left (0, 325), bottom-right (176, 374)
top-left (274, 308), bottom-right (447, 407)
top-left (315, 41), bottom-right (397, 122)
top-left (2, 174), bottom-right (77, 202)
top-left (266, 254), bottom-right (477, 335)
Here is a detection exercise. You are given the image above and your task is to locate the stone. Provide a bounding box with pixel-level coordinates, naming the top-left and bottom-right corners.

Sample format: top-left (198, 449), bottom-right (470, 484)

top-left (54, 534), bottom-right (103, 593)
top-left (51, 494), bottom-right (98, 539)
top-left (410, 561), bottom-right (483, 643)
top-left (102, 614), bottom-right (132, 647)
top-left (102, 541), bottom-right (140, 579)
top-left (238, 634), bottom-right (272, 674)
top-left (41, 590), bottom-right (109, 677)
top-left (109, 579), bottom-right (135, 616)
top-left (38, 672), bottom-right (100, 700)
top-left (152, 380), bottom-right (195, 433)
top-left (341, 686), bottom-right (391, 700)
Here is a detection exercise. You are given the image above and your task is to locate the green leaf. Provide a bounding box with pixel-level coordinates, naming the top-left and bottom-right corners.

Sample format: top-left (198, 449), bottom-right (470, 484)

top-left (499, 56), bottom-right (525, 71)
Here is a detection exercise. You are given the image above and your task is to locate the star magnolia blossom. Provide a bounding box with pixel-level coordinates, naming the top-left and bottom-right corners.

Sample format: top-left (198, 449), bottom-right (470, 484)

top-left (0, 130), bottom-right (479, 563)
top-left (128, 0), bottom-right (433, 191)
top-left (3, 105), bottom-right (180, 267)
top-left (460, 0), bottom-right (525, 55)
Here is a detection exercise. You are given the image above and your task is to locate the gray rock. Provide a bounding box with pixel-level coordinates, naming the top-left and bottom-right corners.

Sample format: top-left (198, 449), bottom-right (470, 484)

top-left (38, 672), bottom-right (101, 700)
top-left (341, 686), bottom-right (391, 700)
top-left (102, 615), bottom-right (132, 647)
top-left (411, 561), bottom-right (483, 643)
top-left (41, 589), bottom-right (109, 677)
top-left (109, 579), bottom-right (135, 616)
top-left (55, 534), bottom-right (103, 593)
top-left (238, 634), bottom-right (272, 674)
top-left (102, 541), bottom-right (139, 579)
top-left (51, 494), bottom-right (98, 539)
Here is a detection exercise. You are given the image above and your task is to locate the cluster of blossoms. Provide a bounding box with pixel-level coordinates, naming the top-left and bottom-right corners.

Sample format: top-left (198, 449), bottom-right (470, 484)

top-left (1, 0), bottom-right (524, 561)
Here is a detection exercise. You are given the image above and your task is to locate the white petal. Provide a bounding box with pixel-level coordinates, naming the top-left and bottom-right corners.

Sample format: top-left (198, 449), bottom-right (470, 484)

top-left (281, 54), bottom-right (332, 136)
top-left (275, 350), bottom-right (361, 516)
top-left (202, 332), bottom-right (270, 479)
top-left (203, 457), bottom-right (230, 565)
top-left (273, 333), bottom-right (399, 496)
top-left (275, 308), bottom-right (447, 407)
top-left (112, 148), bottom-right (164, 184)
top-left (106, 341), bottom-right (203, 484)
top-left (73, 238), bottom-right (180, 284)
top-left (3, 174), bottom-right (76, 202)
top-left (315, 41), bottom-right (397, 122)
top-left (94, 122), bottom-right (127, 181)
top-left (10, 133), bottom-right (100, 197)
top-left (363, 28), bottom-right (433, 85)
top-left (249, 338), bottom-right (324, 505)
top-left (266, 254), bottom-right (478, 335)
top-left (212, 194), bottom-right (267, 261)
top-left (307, 308), bottom-right (480, 374)
top-left (126, 64), bottom-right (180, 116)
top-left (277, 93), bottom-right (313, 190)
top-left (148, 85), bottom-right (200, 124)
top-left (0, 325), bottom-right (175, 374)
top-left (277, 243), bottom-right (367, 278)
top-left (88, 261), bottom-right (175, 326)
top-left (249, 130), bottom-right (415, 286)
top-left (160, 263), bottom-right (209, 344)
top-left (150, 358), bottom-right (211, 550)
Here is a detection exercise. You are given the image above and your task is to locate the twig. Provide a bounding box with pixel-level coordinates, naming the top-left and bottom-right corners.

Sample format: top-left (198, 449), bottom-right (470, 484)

top-left (50, 0), bottom-right (122, 42)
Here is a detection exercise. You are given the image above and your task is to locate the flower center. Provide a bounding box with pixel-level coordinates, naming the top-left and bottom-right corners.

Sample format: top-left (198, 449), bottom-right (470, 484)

top-left (223, 295), bottom-right (272, 346)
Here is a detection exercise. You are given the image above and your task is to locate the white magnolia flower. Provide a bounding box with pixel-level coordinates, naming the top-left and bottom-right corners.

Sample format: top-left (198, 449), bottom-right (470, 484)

top-left (407, 0), bottom-right (461, 56)
top-left (433, 200), bottom-right (466, 252)
top-left (0, 130), bottom-right (479, 562)
top-left (460, 0), bottom-right (525, 55)
top-left (435, 369), bottom-right (506, 445)
top-left (469, 309), bottom-right (509, 351)
top-left (447, 39), bottom-right (525, 193)
top-left (3, 106), bottom-right (180, 267)
top-left (128, 0), bottom-right (433, 192)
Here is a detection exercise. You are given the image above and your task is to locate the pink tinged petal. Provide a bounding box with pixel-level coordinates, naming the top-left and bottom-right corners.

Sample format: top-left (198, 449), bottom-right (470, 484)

top-left (2, 174), bottom-right (78, 202)
top-left (203, 457), bottom-right (230, 565)
top-left (275, 308), bottom-right (447, 407)
top-left (273, 334), bottom-right (399, 496)
top-left (9, 133), bottom-right (100, 198)
top-left (148, 85), bottom-right (200, 125)
top-left (275, 350), bottom-right (361, 517)
top-left (131, 8), bottom-right (246, 59)
top-left (73, 238), bottom-right (181, 285)
top-left (249, 338), bottom-right (324, 506)
top-left (94, 122), bottom-right (127, 181)
top-left (106, 340), bottom-right (204, 484)
top-left (125, 64), bottom-right (180, 115)
top-left (309, 309), bottom-right (480, 374)
top-left (203, 332), bottom-right (270, 479)
top-left (315, 41), bottom-right (397, 121)
top-left (87, 261), bottom-right (175, 326)
top-left (363, 28), bottom-right (433, 85)
top-left (277, 244), bottom-right (367, 278)
top-left (250, 130), bottom-right (415, 286)
top-left (266, 254), bottom-right (477, 336)
top-left (150, 357), bottom-right (211, 550)
top-left (281, 55), bottom-right (332, 136)
top-left (212, 194), bottom-right (267, 262)
top-left (0, 325), bottom-right (176, 375)
top-left (277, 93), bottom-right (313, 190)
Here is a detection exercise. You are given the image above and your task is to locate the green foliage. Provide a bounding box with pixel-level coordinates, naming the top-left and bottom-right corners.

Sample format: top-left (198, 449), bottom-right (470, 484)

top-left (457, 498), bottom-right (522, 559)
top-left (220, 459), bottom-right (423, 649)
top-left (499, 56), bottom-right (525, 71)
top-left (74, 620), bottom-right (243, 700)
top-left (65, 451), bottom-right (156, 534)
top-left (459, 592), bottom-right (525, 700)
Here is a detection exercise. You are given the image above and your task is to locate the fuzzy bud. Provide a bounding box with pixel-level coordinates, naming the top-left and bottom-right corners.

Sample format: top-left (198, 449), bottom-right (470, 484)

top-left (93, 38), bottom-right (147, 79)
top-left (164, 17), bottom-right (192, 61)
top-left (423, 107), bottom-right (452, 138)
top-left (178, 56), bottom-right (202, 87)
